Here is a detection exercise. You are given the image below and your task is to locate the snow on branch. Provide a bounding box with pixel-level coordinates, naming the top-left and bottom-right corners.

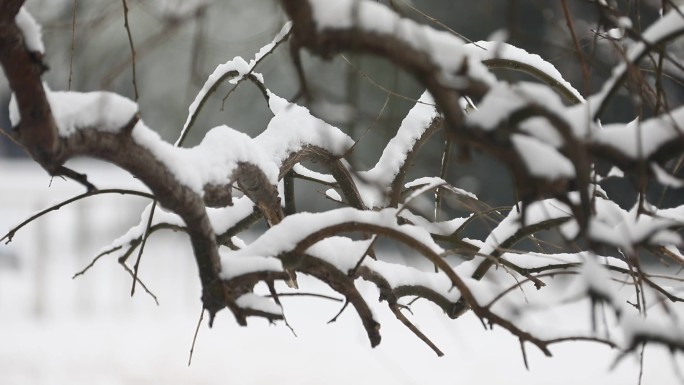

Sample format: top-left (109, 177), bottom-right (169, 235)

top-left (9, 86), bottom-right (138, 136)
top-left (5, 0), bottom-right (684, 367)
top-left (14, 7), bottom-right (43, 54)
top-left (359, 91), bottom-right (440, 208)
top-left (305, 0), bottom-right (495, 87)
top-left (593, 106), bottom-right (684, 160)
top-left (587, 198), bottom-right (682, 252)
top-left (465, 40), bottom-right (583, 103)
top-left (178, 21), bottom-right (292, 146)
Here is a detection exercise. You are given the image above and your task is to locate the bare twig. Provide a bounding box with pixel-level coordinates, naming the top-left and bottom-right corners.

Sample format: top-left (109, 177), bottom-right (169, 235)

top-left (72, 245), bottom-right (123, 278)
top-left (131, 201), bottom-right (157, 296)
top-left (391, 305), bottom-right (444, 357)
top-left (68, 0), bottom-right (78, 89)
top-left (560, 0), bottom-right (590, 96)
top-left (121, 0), bottom-right (139, 101)
top-left (188, 306), bottom-right (204, 366)
top-left (1, 189), bottom-right (154, 244)
top-left (121, 261), bottom-right (159, 305)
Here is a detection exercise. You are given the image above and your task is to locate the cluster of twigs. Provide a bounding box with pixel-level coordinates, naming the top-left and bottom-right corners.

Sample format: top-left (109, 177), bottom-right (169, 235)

top-left (2, 0), bottom-right (684, 373)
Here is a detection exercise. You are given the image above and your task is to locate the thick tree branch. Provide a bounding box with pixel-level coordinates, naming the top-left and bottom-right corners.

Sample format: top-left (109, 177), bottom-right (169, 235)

top-left (0, 10), bottom-right (232, 321)
top-left (0, 4), bottom-right (60, 168)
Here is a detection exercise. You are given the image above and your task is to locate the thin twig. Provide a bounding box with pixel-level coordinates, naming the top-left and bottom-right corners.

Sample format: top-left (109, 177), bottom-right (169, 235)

top-left (392, 0), bottom-right (483, 48)
top-left (265, 292), bottom-right (344, 302)
top-left (436, 137), bottom-right (452, 222)
top-left (638, 343), bottom-right (645, 385)
top-left (349, 235), bottom-right (378, 278)
top-left (188, 306), bottom-right (204, 366)
top-left (1, 189), bottom-right (154, 244)
top-left (121, 262), bottom-right (159, 305)
top-left (560, 0), bottom-right (590, 96)
top-left (54, 166), bottom-right (96, 192)
top-left (131, 200), bottom-right (157, 296)
top-left (520, 339), bottom-right (530, 370)
top-left (343, 89), bottom-right (391, 158)
top-left (68, 0), bottom-right (78, 89)
top-left (390, 305), bottom-right (444, 356)
top-left (219, 28), bottom-right (292, 109)
top-left (121, 0), bottom-right (139, 101)
top-left (340, 55), bottom-right (434, 106)
top-left (328, 300), bottom-right (350, 324)
top-left (72, 245), bottom-right (123, 278)
top-left (267, 281), bottom-right (297, 336)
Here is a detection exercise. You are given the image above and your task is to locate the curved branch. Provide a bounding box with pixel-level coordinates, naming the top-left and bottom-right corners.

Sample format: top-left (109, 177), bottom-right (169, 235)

top-left (74, 222), bottom-right (184, 278)
top-left (286, 220), bottom-right (556, 355)
top-left (482, 58), bottom-right (583, 104)
top-left (283, 252), bottom-right (381, 346)
top-left (279, 145), bottom-right (365, 209)
top-left (388, 115), bottom-right (443, 206)
top-left (1, 188), bottom-right (154, 244)
top-left (471, 217), bottom-right (572, 281)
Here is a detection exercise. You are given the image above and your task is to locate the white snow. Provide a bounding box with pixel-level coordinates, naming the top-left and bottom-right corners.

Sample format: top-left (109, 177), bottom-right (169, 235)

top-left (465, 41), bottom-right (583, 102)
top-left (359, 92), bottom-right (439, 208)
top-left (208, 197), bottom-right (257, 235)
top-left (397, 210), bottom-right (470, 237)
top-left (519, 117), bottom-right (565, 147)
top-left (222, 207), bottom-right (445, 262)
top-left (568, 255), bottom-right (621, 308)
top-left (325, 189), bottom-right (342, 202)
top-left (306, 236), bottom-right (374, 273)
top-left (235, 293), bottom-right (283, 315)
top-left (220, 254), bottom-right (283, 280)
top-left (478, 199), bottom-right (572, 256)
top-left (136, 86), bottom-right (356, 197)
top-left (365, 258), bottom-right (462, 301)
top-left (5, 3), bottom-right (684, 383)
top-left (593, 106), bottom-right (684, 159)
top-left (587, 198), bottom-right (682, 252)
top-left (467, 82), bottom-right (567, 132)
top-left (177, 21), bottom-right (292, 146)
top-left (99, 195), bottom-right (259, 261)
top-left (103, 202), bottom-right (184, 255)
top-left (502, 250), bottom-right (625, 271)
top-left (259, 92), bottom-right (355, 161)
top-left (511, 134), bottom-right (575, 179)
top-left (622, 313), bottom-right (684, 349)
top-left (15, 7), bottom-right (44, 54)
top-left (606, 166), bottom-right (625, 179)
top-left (651, 163), bottom-right (684, 188)
top-left (9, 86), bottom-right (138, 135)
top-left (2, 162), bottom-right (684, 385)
top-left (404, 176), bottom-right (477, 200)
top-left (305, 237), bottom-right (471, 305)
top-left (292, 164), bottom-right (336, 184)
top-left (133, 122), bottom-right (278, 193)
top-left (307, 0), bottom-right (497, 86)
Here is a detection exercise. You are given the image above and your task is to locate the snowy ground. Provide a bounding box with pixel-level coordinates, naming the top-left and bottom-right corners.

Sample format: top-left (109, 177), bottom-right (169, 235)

top-left (1, 160), bottom-right (682, 384)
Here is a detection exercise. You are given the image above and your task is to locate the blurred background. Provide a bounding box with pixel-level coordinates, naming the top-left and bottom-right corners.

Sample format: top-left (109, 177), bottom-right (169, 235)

top-left (2, 0), bottom-right (684, 383)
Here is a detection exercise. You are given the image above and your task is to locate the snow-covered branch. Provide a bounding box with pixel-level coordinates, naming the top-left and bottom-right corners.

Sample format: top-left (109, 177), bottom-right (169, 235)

top-left (4, 0), bottom-right (684, 373)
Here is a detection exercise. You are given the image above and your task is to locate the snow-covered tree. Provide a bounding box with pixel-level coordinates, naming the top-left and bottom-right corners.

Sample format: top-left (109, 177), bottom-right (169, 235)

top-left (2, 0), bottom-right (684, 376)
